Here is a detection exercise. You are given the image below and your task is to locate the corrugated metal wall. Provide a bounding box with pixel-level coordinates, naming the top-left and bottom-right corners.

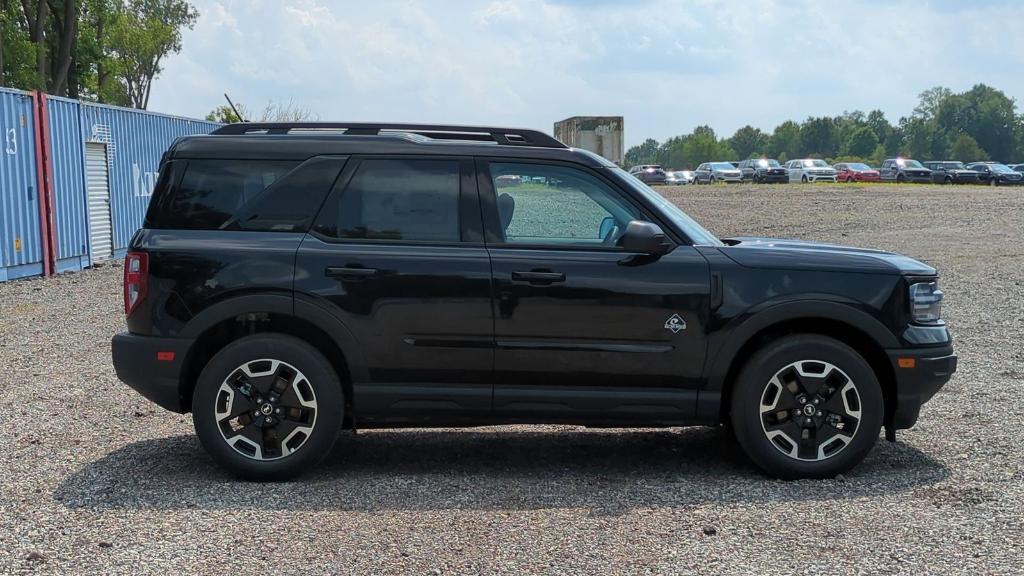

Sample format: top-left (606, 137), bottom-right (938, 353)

top-left (0, 87), bottom-right (42, 281)
top-left (46, 96), bottom-right (88, 270)
top-left (1, 90), bottom-right (218, 281)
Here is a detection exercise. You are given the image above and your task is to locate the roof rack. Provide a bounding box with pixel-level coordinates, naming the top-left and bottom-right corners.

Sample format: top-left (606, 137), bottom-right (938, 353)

top-left (209, 122), bottom-right (568, 148)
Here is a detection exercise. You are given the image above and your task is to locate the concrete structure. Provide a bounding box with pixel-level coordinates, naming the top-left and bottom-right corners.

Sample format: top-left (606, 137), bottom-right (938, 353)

top-left (553, 116), bottom-right (624, 166)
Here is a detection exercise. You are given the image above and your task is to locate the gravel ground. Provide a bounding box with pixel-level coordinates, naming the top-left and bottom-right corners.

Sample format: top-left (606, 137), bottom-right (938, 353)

top-left (1, 182), bottom-right (1021, 575)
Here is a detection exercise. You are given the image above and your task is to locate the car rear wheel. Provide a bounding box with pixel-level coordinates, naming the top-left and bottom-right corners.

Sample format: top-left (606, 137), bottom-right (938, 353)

top-left (729, 335), bottom-right (883, 479)
top-left (192, 334), bottom-right (343, 481)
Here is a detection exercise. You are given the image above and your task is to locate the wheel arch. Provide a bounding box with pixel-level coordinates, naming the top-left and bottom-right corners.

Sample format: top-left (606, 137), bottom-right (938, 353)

top-left (178, 294), bottom-right (365, 423)
top-left (703, 301), bottom-right (898, 426)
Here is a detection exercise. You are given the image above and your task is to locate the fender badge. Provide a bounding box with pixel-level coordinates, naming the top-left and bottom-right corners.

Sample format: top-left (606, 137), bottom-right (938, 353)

top-left (665, 314), bottom-right (686, 333)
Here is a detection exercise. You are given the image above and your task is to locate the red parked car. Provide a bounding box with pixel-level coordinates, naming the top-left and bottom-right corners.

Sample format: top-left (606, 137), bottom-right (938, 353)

top-left (834, 162), bottom-right (881, 182)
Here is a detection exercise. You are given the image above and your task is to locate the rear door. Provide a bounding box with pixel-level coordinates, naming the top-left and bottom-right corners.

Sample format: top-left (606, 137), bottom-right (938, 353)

top-left (295, 156), bottom-right (493, 423)
top-left (478, 159), bottom-right (710, 424)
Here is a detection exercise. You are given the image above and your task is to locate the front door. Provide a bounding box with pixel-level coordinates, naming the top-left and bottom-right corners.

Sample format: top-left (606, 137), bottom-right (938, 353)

top-left (478, 160), bottom-right (710, 424)
top-left (295, 156), bottom-right (493, 423)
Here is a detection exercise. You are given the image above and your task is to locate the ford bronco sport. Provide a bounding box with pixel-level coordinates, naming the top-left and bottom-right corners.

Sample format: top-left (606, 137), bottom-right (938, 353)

top-left (112, 122), bottom-right (957, 481)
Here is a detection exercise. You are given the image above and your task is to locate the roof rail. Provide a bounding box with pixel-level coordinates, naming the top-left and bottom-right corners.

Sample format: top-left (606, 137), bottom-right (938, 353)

top-left (209, 122), bottom-right (568, 148)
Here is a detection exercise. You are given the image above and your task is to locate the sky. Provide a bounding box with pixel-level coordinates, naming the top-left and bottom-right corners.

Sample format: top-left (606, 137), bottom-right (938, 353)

top-left (149, 0), bottom-right (1024, 148)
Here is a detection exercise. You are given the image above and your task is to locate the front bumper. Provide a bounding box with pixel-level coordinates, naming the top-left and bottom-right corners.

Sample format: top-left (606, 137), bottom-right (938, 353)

top-left (112, 332), bottom-right (194, 413)
top-left (758, 172), bottom-right (788, 183)
top-left (806, 174), bottom-right (837, 182)
top-left (886, 345), bottom-right (957, 429)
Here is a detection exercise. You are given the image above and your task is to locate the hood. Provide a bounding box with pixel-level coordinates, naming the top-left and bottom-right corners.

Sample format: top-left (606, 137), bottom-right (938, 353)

top-left (721, 237), bottom-right (936, 276)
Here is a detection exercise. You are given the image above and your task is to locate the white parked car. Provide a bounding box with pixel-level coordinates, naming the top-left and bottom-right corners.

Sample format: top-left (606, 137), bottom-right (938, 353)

top-left (665, 170), bottom-right (695, 185)
top-left (785, 159), bottom-right (838, 183)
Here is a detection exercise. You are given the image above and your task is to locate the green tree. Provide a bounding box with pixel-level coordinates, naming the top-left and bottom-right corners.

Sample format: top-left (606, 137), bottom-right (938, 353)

top-left (681, 125), bottom-right (734, 167)
top-left (1, 0), bottom-right (197, 107)
top-left (727, 125), bottom-right (768, 159)
top-left (106, 0), bottom-right (198, 109)
top-left (769, 120), bottom-right (802, 159)
top-left (800, 116), bottom-right (838, 158)
top-left (841, 125), bottom-right (880, 158)
top-left (206, 104), bottom-right (243, 123)
top-left (866, 109), bottom-right (898, 156)
top-left (949, 133), bottom-right (987, 162)
top-left (625, 137), bottom-right (660, 167)
top-left (913, 86), bottom-right (952, 120)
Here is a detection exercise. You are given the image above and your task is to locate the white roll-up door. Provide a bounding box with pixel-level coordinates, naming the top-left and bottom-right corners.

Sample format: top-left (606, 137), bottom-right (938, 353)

top-left (85, 143), bottom-right (113, 262)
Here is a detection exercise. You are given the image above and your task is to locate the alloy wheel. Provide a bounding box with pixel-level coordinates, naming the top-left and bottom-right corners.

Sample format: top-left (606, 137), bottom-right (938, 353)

top-left (214, 359), bottom-right (318, 461)
top-left (759, 360), bottom-right (862, 462)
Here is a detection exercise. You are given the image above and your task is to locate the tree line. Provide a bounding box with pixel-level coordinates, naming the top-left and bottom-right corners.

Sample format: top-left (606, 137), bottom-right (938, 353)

top-left (0, 0), bottom-right (197, 109)
top-left (626, 84), bottom-right (1019, 169)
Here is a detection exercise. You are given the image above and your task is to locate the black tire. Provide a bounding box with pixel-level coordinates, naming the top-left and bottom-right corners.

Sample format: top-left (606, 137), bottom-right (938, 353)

top-left (801, 175), bottom-right (809, 184)
top-left (944, 176), bottom-right (953, 185)
top-left (192, 334), bottom-right (343, 481)
top-left (896, 174), bottom-right (905, 184)
top-left (729, 335), bottom-right (883, 480)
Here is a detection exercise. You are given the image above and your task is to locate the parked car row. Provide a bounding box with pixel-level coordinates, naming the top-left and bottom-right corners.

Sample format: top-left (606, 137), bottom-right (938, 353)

top-left (630, 158), bottom-right (1024, 186)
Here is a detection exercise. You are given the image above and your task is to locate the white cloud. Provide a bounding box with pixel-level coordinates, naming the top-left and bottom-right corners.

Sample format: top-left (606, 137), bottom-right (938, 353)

top-left (147, 0), bottom-right (1024, 147)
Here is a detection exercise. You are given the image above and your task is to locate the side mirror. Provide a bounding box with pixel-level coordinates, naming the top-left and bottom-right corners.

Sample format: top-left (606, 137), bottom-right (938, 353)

top-left (620, 220), bottom-right (672, 255)
top-left (598, 216), bottom-right (616, 239)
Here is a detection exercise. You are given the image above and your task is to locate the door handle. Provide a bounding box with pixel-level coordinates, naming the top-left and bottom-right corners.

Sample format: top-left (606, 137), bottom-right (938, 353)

top-left (511, 271), bottom-right (565, 284)
top-left (325, 266), bottom-right (378, 280)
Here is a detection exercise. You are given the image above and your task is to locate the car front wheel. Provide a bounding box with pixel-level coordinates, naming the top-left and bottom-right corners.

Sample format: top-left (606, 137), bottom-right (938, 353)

top-left (192, 334), bottom-right (343, 481)
top-left (730, 335), bottom-right (883, 479)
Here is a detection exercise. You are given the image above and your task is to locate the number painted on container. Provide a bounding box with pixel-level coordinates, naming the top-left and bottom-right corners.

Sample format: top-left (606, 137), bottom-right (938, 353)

top-left (5, 128), bottom-right (15, 155)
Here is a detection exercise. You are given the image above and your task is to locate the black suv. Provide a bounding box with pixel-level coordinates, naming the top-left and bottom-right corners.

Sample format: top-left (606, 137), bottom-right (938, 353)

top-left (965, 162), bottom-right (1024, 186)
top-left (738, 158), bottom-right (787, 183)
top-left (112, 122), bottom-right (957, 481)
top-left (922, 161), bottom-right (982, 185)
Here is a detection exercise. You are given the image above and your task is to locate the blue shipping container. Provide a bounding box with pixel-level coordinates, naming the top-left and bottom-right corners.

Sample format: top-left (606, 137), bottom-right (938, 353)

top-left (0, 87), bottom-right (42, 282)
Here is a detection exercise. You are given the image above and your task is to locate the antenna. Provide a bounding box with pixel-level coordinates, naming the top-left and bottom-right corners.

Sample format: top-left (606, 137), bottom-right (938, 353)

top-left (223, 93), bottom-right (247, 123)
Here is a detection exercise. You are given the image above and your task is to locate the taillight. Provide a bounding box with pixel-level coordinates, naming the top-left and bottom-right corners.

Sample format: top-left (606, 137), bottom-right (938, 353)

top-left (124, 252), bottom-right (149, 316)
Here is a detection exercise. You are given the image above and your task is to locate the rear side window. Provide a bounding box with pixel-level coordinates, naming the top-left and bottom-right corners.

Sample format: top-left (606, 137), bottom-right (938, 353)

top-left (313, 159), bottom-right (461, 242)
top-left (148, 159), bottom-right (298, 229)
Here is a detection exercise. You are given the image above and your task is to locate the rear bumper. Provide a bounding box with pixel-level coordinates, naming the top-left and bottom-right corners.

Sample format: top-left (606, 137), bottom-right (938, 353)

top-left (886, 345), bottom-right (957, 429)
top-left (112, 332), bottom-right (193, 413)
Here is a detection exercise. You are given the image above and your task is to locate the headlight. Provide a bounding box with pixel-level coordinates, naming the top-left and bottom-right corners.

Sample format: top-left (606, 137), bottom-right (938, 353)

top-left (909, 281), bottom-right (943, 324)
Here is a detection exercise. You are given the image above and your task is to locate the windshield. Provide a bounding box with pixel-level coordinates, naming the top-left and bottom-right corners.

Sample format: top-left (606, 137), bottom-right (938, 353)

top-left (711, 162), bottom-right (735, 170)
top-left (990, 164), bottom-right (1015, 174)
top-left (802, 159), bottom-right (829, 168)
top-left (612, 168), bottom-right (722, 246)
top-left (847, 163), bottom-right (872, 171)
top-left (756, 159), bottom-right (781, 168)
top-left (897, 159), bottom-right (924, 168)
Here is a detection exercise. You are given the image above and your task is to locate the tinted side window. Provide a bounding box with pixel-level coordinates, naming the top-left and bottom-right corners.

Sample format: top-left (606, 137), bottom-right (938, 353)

top-left (314, 159), bottom-right (460, 242)
top-left (149, 159), bottom-right (298, 230)
top-left (228, 157), bottom-right (347, 233)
